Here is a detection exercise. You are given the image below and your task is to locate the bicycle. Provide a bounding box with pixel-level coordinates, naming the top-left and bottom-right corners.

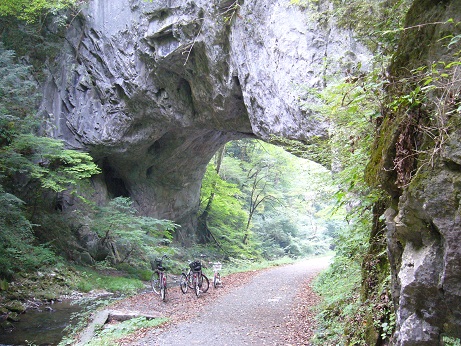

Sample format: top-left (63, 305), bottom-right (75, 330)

top-left (210, 261), bottom-right (222, 288)
top-left (180, 258), bottom-right (209, 297)
top-left (151, 254), bottom-right (168, 302)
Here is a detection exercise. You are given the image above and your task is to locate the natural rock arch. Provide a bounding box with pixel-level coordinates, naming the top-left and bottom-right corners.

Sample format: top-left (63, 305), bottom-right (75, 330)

top-left (39, 0), bottom-right (461, 343)
top-left (42, 0), bottom-right (363, 238)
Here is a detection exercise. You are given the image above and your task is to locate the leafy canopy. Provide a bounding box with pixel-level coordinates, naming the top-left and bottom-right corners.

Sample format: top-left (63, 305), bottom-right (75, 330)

top-left (0, 0), bottom-right (76, 22)
top-left (89, 197), bottom-right (179, 264)
top-left (0, 43), bottom-right (100, 192)
top-left (0, 42), bottom-right (100, 279)
top-left (0, 186), bottom-right (57, 279)
top-left (1, 134), bottom-right (101, 192)
top-left (199, 139), bottom-right (339, 260)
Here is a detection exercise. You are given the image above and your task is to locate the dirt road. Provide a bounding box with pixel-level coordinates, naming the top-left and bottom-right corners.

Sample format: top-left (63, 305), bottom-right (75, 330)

top-left (129, 256), bottom-right (330, 346)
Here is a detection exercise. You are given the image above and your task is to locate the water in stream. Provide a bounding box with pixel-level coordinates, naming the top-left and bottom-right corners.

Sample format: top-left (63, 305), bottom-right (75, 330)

top-left (0, 301), bottom-right (82, 346)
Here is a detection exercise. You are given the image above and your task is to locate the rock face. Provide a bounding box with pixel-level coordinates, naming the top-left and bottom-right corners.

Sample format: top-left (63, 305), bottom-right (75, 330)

top-left (38, 0), bottom-right (461, 343)
top-left (369, 0), bottom-right (461, 343)
top-left (41, 0), bottom-right (365, 239)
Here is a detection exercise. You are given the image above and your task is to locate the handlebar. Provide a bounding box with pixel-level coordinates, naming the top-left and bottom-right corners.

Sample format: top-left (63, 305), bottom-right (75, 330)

top-left (155, 254), bottom-right (168, 262)
top-left (152, 254), bottom-right (169, 271)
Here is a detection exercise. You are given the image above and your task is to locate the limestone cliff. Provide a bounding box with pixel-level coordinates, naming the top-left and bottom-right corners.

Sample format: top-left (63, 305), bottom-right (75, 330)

top-left (367, 0), bottom-right (461, 344)
top-left (39, 0), bottom-right (461, 343)
top-left (41, 0), bottom-right (365, 239)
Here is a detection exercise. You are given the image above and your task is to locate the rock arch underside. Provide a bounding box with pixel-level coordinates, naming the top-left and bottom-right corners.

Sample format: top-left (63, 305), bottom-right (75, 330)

top-left (41, 0), bottom-right (461, 344)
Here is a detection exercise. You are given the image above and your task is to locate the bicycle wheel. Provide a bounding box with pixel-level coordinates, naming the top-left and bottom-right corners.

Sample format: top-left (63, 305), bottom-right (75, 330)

top-left (200, 274), bottom-right (209, 293)
top-left (195, 275), bottom-right (201, 297)
top-left (187, 270), bottom-right (194, 289)
top-left (151, 272), bottom-right (160, 294)
top-left (160, 275), bottom-right (167, 301)
top-left (180, 273), bottom-right (188, 294)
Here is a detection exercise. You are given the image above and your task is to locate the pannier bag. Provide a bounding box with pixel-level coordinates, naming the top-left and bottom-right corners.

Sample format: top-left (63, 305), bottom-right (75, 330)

top-left (189, 261), bottom-right (201, 272)
top-left (153, 258), bottom-right (164, 271)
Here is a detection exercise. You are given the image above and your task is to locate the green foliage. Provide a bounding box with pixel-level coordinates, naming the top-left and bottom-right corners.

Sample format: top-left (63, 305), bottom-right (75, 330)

top-left (0, 51), bottom-right (36, 105)
top-left (199, 139), bottom-right (338, 260)
top-left (0, 43), bottom-right (102, 281)
top-left (304, 72), bottom-right (397, 345)
top-left (0, 43), bottom-right (39, 144)
top-left (220, 0), bottom-right (241, 25)
top-left (291, 1), bottom-right (410, 342)
top-left (313, 215), bottom-right (391, 345)
top-left (85, 317), bottom-right (168, 345)
top-left (73, 268), bottom-right (145, 294)
top-left (313, 272), bottom-right (362, 344)
top-left (0, 0), bottom-right (77, 23)
top-left (443, 337), bottom-right (461, 346)
top-left (0, 43), bottom-right (100, 195)
top-left (365, 27), bottom-right (461, 189)
top-left (391, 54), bottom-right (461, 187)
top-left (301, 71), bottom-right (384, 225)
top-left (89, 197), bottom-right (179, 265)
top-left (200, 163), bottom-right (248, 231)
top-left (0, 186), bottom-right (57, 279)
top-left (1, 134), bottom-right (101, 192)
top-left (291, 0), bottom-right (412, 53)
top-left (199, 163), bottom-right (253, 256)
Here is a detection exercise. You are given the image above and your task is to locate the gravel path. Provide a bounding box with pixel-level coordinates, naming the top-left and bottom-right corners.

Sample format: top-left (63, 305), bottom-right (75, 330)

top-left (129, 257), bottom-right (330, 346)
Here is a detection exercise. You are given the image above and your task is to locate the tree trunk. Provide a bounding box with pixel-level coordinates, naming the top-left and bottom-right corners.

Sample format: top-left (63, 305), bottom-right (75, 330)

top-left (196, 145), bottom-right (225, 244)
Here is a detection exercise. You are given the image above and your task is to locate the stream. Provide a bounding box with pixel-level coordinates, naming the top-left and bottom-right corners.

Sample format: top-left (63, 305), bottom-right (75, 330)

top-left (0, 300), bottom-right (82, 346)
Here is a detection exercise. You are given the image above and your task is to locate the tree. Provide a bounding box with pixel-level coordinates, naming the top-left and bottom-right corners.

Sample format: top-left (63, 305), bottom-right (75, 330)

top-left (90, 197), bottom-right (178, 264)
top-left (0, 43), bottom-right (100, 196)
top-left (197, 145), bottom-right (225, 245)
top-left (0, 43), bottom-right (101, 279)
top-left (0, 186), bottom-right (56, 279)
top-left (198, 138), bottom-right (338, 260)
top-left (0, 43), bottom-right (39, 146)
top-left (0, 0), bottom-right (76, 23)
top-left (198, 160), bottom-right (250, 257)
top-left (1, 134), bottom-right (101, 193)
top-left (242, 165), bottom-right (281, 244)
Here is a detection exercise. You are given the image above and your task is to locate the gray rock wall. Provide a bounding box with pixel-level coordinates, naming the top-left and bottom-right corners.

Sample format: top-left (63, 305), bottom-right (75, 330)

top-left (41, 0), bottom-right (365, 239)
top-left (375, 0), bottom-right (461, 343)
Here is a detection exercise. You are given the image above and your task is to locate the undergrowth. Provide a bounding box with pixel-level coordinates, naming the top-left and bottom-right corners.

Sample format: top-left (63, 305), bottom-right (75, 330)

top-left (85, 317), bottom-right (168, 346)
top-left (73, 268), bottom-right (145, 294)
top-left (312, 245), bottom-right (364, 345)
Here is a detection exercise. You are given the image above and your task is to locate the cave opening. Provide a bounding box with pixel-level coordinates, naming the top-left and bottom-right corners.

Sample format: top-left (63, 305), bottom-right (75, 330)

top-left (101, 158), bottom-right (130, 198)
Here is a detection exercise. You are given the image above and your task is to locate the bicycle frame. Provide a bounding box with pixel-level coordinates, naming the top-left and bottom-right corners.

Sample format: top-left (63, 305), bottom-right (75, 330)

top-left (180, 260), bottom-right (209, 296)
top-left (192, 270), bottom-right (203, 296)
top-left (151, 254), bottom-right (168, 301)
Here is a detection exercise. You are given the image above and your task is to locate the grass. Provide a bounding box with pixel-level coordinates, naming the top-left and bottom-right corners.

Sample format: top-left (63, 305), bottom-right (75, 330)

top-left (203, 253), bottom-right (330, 278)
top-left (218, 256), bottom-right (295, 276)
top-left (85, 317), bottom-right (169, 345)
top-left (443, 337), bottom-right (461, 346)
top-left (311, 255), bottom-right (363, 346)
top-left (73, 268), bottom-right (145, 294)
